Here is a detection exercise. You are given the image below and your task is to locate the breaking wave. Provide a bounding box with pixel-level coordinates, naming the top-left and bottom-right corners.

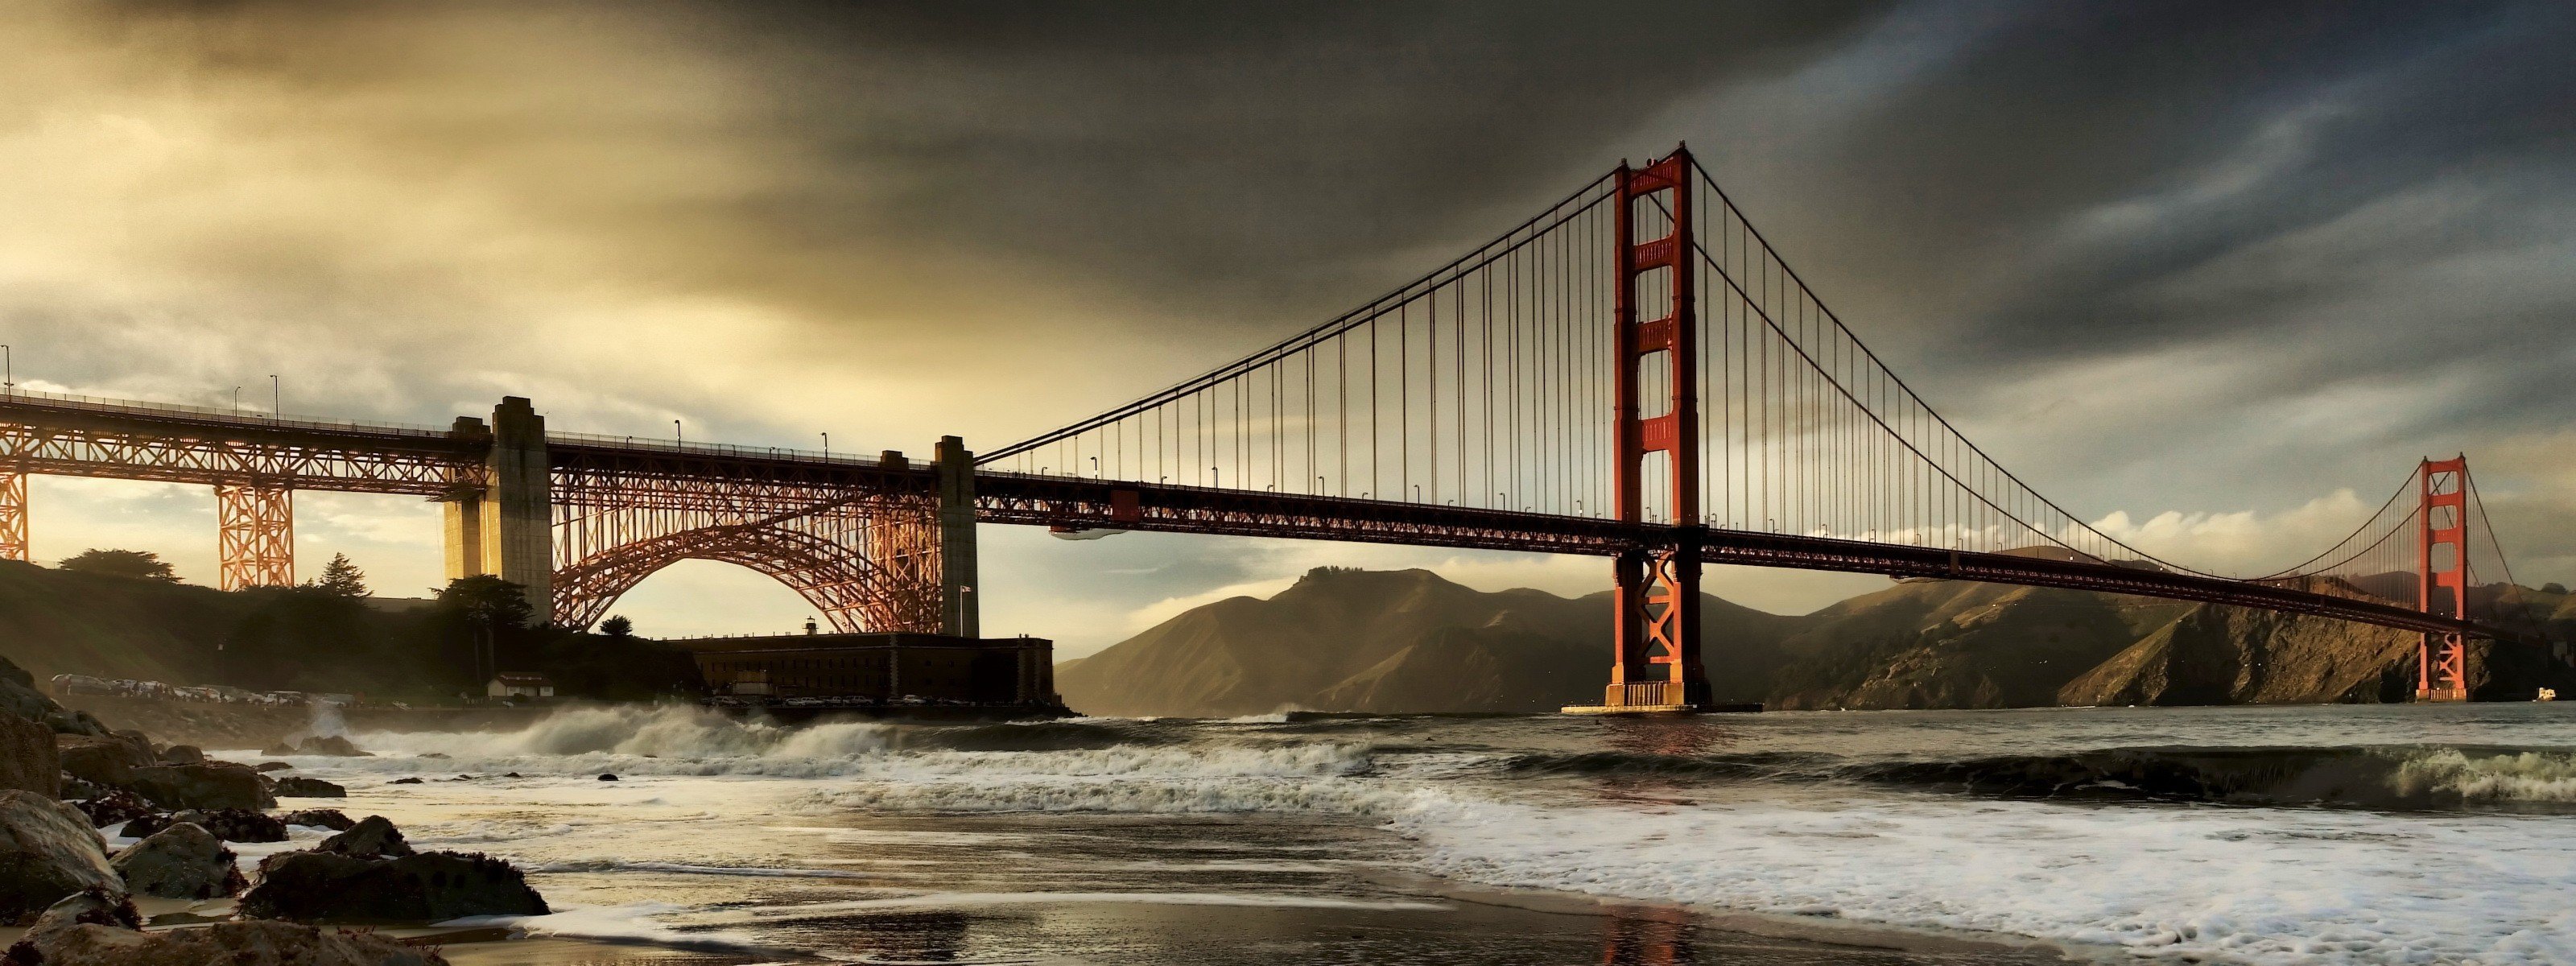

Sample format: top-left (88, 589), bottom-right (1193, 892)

top-left (1504, 744), bottom-right (2576, 811)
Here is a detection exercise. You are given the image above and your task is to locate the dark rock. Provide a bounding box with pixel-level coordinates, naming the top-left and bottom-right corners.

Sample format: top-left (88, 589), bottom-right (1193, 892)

top-left (0, 655), bottom-right (109, 739)
top-left (295, 735), bottom-right (369, 758)
top-left (155, 745), bottom-right (206, 766)
top-left (274, 777), bottom-right (346, 799)
top-left (129, 808), bottom-right (286, 844)
top-left (318, 815), bottom-right (412, 858)
top-left (0, 712), bottom-right (57, 799)
top-left (279, 809), bottom-right (354, 832)
top-left (110, 822), bottom-right (245, 899)
top-left (419, 753), bottom-right (448, 759)
top-left (124, 762), bottom-right (275, 811)
top-left (260, 743), bottom-right (296, 757)
top-left (388, 777), bottom-right (423, 785)
top-left (69, 791), bottom-right (154, 831)
top-left (254, 762), bottom-right (295, 772)
top-left (597, 774), bottom-right (618, 781)
top-left (55, 736), bottom-right (152, 789)
top-left (11, 886), bottom-right (445, 964)
top-left (57, 774), bottom-right (104, 801)
top-left (0, 790), bottom-right (120, 920)
top-left (28, 886), bottom-right (142, 932)
top-left (241, 849), bottom-right (549, 923)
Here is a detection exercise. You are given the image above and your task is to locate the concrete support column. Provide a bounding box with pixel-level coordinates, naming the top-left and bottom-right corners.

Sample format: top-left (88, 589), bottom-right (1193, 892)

top-left (935, 436), bottom-right (979, 638)
top-left (481, 398), bottom-right (552, 619)
top-left (442, 416), bottom-right (489, 582)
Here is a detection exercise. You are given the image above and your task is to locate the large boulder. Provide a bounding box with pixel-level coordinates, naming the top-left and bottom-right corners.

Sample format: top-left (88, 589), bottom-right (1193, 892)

top-left (10, 887), bottom-right (445, 965)
top-left (56, 737), bottom-right (152, 789)
top-left (123, 808), bottom-right (287, 844)
top-left (0, 790), bottom-right (120, 920)
top-left (155, 745), bottom-right (206, 766)
top-left (241, 850), bottom-right (547, 923)
top-left (123, 763), bottom-right (275, 811)
top-left (0, 655), bottom-right (109, 738)
top-left (109, 822), bottom-right (245, 899)
top-left (0, 711), bottom-right (57, 798)
top-left (318, 816), bottom-right (412, 858)
top-left (274, 776), bottom-right (346, 799)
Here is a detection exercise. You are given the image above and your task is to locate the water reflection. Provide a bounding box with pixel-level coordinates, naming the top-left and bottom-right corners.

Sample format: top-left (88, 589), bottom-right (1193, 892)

top-left (1599, 905), bottom-right (1695, 965)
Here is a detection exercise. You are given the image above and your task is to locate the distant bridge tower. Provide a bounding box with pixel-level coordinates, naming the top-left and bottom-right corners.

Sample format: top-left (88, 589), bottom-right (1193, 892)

top-left (1599, 147), bottom-right (1711, 712)
top-left (2417, 456), bottom-right (2471, 701)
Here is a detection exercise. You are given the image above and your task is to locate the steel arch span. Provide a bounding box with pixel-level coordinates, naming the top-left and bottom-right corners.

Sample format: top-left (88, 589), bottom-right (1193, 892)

top-left (547, 448), bottom-right (944, 634)
top-left (551, 520), bottom-right (938, 634)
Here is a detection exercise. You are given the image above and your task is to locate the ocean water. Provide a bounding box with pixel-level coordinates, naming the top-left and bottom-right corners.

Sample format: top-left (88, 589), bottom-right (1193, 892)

top-left (242, 703), bottom-right (2576, 964)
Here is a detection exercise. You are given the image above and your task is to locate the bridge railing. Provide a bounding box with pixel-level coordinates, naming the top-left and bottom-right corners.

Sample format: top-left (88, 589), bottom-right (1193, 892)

top-left (0, 386), bottom-right (455, 439)
top-left (543, 430), bottom-right (931, 470)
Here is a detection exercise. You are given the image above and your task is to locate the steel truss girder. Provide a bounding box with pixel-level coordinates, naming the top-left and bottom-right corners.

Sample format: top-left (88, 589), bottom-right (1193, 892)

top-left (980, 474), bottom-right (2532, 645)
top-left (0, 422), bottom-right (480, 495)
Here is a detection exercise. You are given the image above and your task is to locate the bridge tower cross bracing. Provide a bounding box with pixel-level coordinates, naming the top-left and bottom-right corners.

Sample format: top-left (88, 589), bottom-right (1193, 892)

top-left (2417, 456), bottom-right (2471, 702)
top-left (215, 482), bottom-right (294, 589)
top-left (1603, 147), bottom-right (1711, 711)
top-left (0, 471), bottom-right (24, 562)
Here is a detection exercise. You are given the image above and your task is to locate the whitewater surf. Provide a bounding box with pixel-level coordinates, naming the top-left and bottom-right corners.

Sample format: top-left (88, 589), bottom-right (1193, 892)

top-left (242, 702), bottom-right (2576, 964)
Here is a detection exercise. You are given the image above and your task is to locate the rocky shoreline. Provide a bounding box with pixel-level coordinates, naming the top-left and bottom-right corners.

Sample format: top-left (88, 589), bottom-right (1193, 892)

top-left (0, 656), bottom-right (547, 965)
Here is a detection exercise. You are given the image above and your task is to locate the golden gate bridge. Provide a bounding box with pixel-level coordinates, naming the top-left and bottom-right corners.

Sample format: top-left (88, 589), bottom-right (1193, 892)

top-left (0, 147), bottom-right (2554, 708)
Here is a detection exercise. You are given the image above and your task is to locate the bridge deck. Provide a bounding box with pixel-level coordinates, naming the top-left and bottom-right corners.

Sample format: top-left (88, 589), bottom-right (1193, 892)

top-left (974, 472), bottom-right (2525, 644)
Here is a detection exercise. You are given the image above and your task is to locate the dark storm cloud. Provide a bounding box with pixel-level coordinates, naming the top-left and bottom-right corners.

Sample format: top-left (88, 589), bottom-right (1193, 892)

top-left (695, 0), bottom-right (1899, 323)
top-left (10, 0), bottom-right (2574, 601)
top-left (1707, 1), bottom-right (2575, 396)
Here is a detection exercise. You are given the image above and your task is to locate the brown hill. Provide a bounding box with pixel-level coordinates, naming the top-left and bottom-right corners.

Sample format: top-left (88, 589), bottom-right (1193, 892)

top-left (1055, 568), bottom-right (1792, 716)
top-left (1056, 568), bottom-right (2576, 716)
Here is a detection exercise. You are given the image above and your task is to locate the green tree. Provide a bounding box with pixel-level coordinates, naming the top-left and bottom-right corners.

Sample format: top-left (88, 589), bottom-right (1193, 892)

top-left (311, 553), bottom-right (370, 597)
top-left (436, 576), bottom-right (534, 687)
top-left (2545, 583), bottom-right (2568, 596)
top-left (57, 549), bottom-right (180, 582)
top-left (600, 615), bottom-right (634, 638)
top-left (436, 576), bottom-right (534, 629)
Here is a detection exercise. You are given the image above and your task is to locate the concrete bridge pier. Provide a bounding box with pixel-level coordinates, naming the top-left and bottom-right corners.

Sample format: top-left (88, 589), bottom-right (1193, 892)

top-left (936, 435), bottom-right (980, 637)
top-left (441, 397), bottom-right (552, 616)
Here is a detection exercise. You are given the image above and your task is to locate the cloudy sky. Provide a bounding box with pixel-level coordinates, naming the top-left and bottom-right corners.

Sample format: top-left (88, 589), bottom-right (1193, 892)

top-left (6, 1), bottom-right (2572, 654)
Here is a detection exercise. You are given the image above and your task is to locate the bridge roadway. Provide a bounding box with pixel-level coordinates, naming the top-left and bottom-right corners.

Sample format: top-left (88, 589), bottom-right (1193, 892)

top-left (0, 391), bottom-right (2521, 646)
top-left (976, 471), bottom-right (2528, 645)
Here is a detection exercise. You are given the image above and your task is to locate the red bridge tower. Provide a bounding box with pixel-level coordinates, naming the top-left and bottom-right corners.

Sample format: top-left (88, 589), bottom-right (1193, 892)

top-left (2417, 456), bottom-right (2471, 701)
top-left (1581, 147), bottom-right (1712, 712)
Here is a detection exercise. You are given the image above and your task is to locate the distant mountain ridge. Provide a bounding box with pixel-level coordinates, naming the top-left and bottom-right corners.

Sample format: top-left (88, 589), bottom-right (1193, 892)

top-left (1056, 567), bottom-right (2576, 716)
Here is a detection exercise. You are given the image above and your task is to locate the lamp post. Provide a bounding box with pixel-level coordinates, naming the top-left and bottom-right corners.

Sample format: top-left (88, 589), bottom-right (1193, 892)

top-left (269, 375), bottom-right (278, 423)
top-left (2, 345), bottom-right (11, 396)
top-left (820, 432), bottom-right (829, 460)
top-left (674, 419), bottom-right (683, 446)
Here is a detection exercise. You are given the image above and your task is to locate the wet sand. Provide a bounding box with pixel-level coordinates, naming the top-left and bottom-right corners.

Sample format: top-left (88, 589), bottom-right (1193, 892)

top-left (425, 877), bottom-right (2070, 965)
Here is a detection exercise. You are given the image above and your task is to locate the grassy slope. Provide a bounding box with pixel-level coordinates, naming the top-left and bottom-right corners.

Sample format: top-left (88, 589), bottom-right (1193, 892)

top-left (0, 561), bottom-right (702, 701)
